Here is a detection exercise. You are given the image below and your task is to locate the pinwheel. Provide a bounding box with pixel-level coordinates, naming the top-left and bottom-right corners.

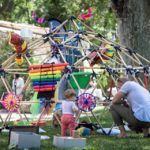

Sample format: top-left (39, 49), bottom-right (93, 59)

top-left (76, 93), bottom-right (96, 112)
top-left (78, 7), bottom-right (93, 21)
top-left (31, 11), bottom-right (45, 24)
top-left (1, 93), bottom-right (20, 112)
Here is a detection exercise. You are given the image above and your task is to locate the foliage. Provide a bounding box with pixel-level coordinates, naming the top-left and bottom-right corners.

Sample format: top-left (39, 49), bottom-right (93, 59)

top-left (0, 37), bottom-right (11, 62)
top-left (0, 0), bottom-right (116, 37)
top-left (97, 71), bottom-right (109, 92)
top-left (0, 38), bottom-right (11, 95)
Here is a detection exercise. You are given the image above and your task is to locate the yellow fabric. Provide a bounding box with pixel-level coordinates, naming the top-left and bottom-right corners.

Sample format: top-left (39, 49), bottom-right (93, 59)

top-left (21, 41), bottom-right (27, 53)
top-left (104, 44), bottom-right (114, 57)
top-left (77, 127), bottom-right (85, 136)
top-left (29, 70), bottom-right (61, 76)
top-left (15, 57), bottom-right (23, 65)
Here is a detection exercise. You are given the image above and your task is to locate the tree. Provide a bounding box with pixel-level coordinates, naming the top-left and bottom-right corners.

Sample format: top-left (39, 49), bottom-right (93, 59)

top-left (111, 0), bottom-right (150, 60)
top-left (0, 0), bottom-right (116, 37)
top-left (0, 0), bottom-right (29, 22)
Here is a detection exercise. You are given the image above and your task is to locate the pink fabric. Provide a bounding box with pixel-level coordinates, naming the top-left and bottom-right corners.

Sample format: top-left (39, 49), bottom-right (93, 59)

top-left (78, 7), bottom-right (93, 21)
top-left (61, 114), bottom-right (75, 136)
top-left (33, 85), bottom-right (55, 89)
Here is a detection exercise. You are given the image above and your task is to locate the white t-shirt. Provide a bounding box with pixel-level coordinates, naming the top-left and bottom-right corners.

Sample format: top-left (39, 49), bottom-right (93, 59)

top-left (120, 81), bottom-right (150, 122)
top-left (62, 100), bottom-right (78, 115)
top-left (12, 77), bottom-right (24, 96)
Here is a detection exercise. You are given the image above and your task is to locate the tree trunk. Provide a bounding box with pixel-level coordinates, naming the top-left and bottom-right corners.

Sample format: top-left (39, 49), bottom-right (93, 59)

top-left (112, 0), bottom-right (150, 63)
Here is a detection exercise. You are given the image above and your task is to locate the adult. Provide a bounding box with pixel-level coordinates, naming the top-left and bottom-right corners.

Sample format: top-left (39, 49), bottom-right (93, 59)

top-left (12, 74), bottom-right (24, 100)
top-left (110, 77), bottom-right (150, 138)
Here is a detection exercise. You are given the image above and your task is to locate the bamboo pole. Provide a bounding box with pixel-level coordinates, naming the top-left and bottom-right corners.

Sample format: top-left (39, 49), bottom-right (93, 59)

top-left (5, 68), bottom-right (28, 71)
top-left (0, 115), bottom-right (3, 123)
top-left (52, 19), bottom-right (68, 33)
top-left (24, 55), bottom-right (32, 66)
top-left (7, 72), bottom-right (28, 75)
top-left (4, 62), bottom-right (16, 70)
top-left (1, 76), bottom-right (11, 92)
top-left (2, 112), bottom-right (11, 127)
top-left (136, 53), bottom-right (150, 65)
top-left (76, 18), bottom-right (95, 32)
top-left (2, 53), bottom-right (16, 68)
top-left (121, 50), bottom-right (142, 65)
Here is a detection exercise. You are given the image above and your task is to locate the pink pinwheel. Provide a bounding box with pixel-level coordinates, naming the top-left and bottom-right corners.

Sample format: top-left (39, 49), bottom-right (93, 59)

top-left (1, 93), bottom-right (20, 112)
top-left (76, 93), bottom-right (96, 112)
top-left (31, 10), bottom-right (45, 24)
top-left (37, 17), bottom-right (45, 24)
top-left (78, 7), bottom-right (93, 21)
top-left (31, 11), bottom-right (37, 18)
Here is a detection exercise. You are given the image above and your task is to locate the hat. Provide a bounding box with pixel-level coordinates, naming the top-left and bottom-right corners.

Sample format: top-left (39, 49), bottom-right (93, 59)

top-left (64, 89), bottom-right (76, 100)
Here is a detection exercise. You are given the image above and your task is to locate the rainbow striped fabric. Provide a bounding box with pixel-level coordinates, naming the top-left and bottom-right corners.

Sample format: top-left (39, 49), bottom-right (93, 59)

top-left (29, 63), bottom-right (68, 92)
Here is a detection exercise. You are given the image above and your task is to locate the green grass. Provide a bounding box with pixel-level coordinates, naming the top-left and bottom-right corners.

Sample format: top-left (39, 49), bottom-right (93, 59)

top-left (0, 107), bottom-right (150, 150)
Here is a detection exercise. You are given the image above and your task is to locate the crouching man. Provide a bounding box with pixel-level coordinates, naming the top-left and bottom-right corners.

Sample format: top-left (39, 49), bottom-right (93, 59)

top-left (110, 77), bottom-right (150, 138)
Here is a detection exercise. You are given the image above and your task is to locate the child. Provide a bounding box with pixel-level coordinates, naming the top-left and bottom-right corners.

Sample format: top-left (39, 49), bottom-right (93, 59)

top-left (61, 89), bottom-right (78, 136)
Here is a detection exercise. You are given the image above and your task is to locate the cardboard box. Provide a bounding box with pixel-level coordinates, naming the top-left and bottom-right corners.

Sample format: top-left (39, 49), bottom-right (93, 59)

top-left (10, 131), bottom-right (41, 149)
top-left (8, 125), bottom-right (39, 144)
top-left (53, 136), bottom-right (86, 148)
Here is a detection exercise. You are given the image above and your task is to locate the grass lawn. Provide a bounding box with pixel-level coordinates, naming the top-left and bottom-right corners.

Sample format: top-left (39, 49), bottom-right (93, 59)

top-left (0, 107), bottom-right (150, 150)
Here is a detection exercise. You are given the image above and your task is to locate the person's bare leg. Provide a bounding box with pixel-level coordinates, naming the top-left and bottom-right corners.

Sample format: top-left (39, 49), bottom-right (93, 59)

top-left (142, 128), bottom-right (149, 137)
top-left (118, 125), bottom-right (127, 138)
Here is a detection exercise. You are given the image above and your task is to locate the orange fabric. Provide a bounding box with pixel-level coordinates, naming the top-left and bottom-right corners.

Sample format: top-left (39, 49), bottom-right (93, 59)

top-left (29, 66), bottom-right (65, 73)
top-left (29, 63), bottom-right (68, 69)
top-left (144, 74), bottom-right (148, 90)
top-left (88, 50), bottom-right (109, 66)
